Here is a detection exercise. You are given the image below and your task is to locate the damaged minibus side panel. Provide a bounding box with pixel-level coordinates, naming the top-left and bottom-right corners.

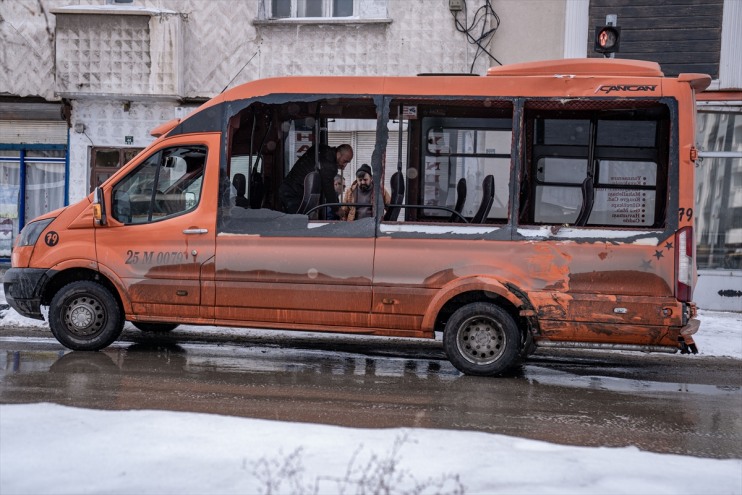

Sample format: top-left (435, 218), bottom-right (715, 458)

top-left (516, 99), bottom-right (687, 348)
top-left (211, 95), bottom-right (380, 329)
top-left (374, 90), bottom-right (696, 374)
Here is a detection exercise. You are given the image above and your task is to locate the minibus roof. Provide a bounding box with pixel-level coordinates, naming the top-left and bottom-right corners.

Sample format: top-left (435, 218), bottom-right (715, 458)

top-left (200, 58), bottom-right (701, 109)
top-left (485, 58), bottom-right (663, 77)
top-left (159, 58), bottom-right (710, 137)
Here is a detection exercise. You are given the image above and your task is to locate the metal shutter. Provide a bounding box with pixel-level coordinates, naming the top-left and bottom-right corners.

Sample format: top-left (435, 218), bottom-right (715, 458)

top-left (0, 120), bottom-right (68, 145)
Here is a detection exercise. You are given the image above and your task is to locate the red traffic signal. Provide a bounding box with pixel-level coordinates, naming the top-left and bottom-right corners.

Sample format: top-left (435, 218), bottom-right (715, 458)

top-left (594, 26), bottom-right (621, 54)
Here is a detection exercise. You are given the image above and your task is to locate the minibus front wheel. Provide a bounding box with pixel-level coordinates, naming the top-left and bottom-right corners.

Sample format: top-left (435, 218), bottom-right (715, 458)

top-left (48, 281), bottom-right (124, 351)
top-left (443, 302), bottom-right (520, 376)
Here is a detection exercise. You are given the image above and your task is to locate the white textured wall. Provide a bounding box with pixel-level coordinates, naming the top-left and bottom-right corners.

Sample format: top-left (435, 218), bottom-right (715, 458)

top-left (210, 0), bottom-right (568, 93)
top-left (67, 100), bottom-right (198, 202)
top-left (173, 0), bottom-right (498, 96)
top-left (0, 0), bottom-right (60, 99)
top-left (1, 0), bottom-right (568, 100)
top-left (54, 9), bottom-right (183, 97)
top-left (493, 0), bottom-right (567, 65)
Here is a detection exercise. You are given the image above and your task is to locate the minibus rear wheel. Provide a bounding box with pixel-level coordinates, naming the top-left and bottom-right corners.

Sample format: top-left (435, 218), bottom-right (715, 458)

top-left (48, 281), bottom-right (124, 351)
top-left (132, 322), bottom-right (179, 333)
top-left (443, 302), bottom-right (520, 376)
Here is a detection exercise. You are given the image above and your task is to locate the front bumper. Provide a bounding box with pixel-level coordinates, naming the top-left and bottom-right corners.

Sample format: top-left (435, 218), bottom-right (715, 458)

top-left (2, 268), bottom-right (50, 320)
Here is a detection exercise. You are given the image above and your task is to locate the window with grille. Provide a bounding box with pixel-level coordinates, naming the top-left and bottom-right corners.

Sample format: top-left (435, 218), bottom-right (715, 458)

top-left (270, 0), bottom-right (353, 18)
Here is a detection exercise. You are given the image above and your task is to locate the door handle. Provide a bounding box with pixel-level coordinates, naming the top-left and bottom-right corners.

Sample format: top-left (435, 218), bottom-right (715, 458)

top-left (183, 228), bottom-right (208, 235)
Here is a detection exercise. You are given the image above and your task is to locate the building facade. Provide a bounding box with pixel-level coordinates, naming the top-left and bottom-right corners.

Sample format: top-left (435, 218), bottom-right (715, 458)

top-left (1, 0), bottom-right (740, 310)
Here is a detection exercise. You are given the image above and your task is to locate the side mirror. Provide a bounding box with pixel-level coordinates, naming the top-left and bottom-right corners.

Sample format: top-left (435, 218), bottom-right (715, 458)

top-left (93, 187), bottom-right (108, 226)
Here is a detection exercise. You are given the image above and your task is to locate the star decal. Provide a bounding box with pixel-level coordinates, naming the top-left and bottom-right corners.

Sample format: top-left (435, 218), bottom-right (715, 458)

top-left (640, 260), bottom-right (653, 269)
top-left (664, 241), bottom-right (673, 250)
top-left (654, 250), bottom-right (664, 260)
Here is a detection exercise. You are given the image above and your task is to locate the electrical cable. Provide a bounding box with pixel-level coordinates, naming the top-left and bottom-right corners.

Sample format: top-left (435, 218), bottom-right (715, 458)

top-left (451, 0), bottom-right (502, 73)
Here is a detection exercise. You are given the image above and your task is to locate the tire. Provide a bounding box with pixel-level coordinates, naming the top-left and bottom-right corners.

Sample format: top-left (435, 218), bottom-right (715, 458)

top-left (443, 302), bottom-right (521, 376)
top-left (132, 322), bottom-right (179, 333)
top-left (48, 281), bottom-right (124, 351)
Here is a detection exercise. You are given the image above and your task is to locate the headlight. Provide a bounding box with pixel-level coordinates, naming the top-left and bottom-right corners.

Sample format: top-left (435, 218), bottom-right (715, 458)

top-left (16, 218), bottom-right (55, 247)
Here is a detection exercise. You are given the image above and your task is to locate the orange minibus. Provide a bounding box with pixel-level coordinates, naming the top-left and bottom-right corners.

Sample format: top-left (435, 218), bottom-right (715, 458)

top-left (4, 58), bottom-right (710, 376)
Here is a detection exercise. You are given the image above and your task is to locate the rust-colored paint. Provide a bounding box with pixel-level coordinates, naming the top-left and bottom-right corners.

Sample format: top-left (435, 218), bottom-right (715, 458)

top-left (539, 321), bottom-right (678, 347)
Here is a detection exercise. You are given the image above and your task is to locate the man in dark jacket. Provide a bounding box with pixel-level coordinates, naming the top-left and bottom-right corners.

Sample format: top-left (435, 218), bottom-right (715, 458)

top-left (278, 143), bottom-right (353, 215)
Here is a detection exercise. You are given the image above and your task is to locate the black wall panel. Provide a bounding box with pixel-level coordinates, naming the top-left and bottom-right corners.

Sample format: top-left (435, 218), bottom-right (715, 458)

top-left (588, 0), bottom-right (722, 78)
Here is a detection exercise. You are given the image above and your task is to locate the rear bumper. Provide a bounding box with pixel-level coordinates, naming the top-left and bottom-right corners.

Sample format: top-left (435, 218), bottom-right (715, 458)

top-left (2, 268), bottom-right (50, 320)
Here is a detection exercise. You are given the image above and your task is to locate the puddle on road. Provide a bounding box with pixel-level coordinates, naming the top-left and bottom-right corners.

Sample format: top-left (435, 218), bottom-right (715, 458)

top-left (2, 336), bottom-right (740, 397)
top-left (0, 336), bottom-right (460, 381)
top-left (524, 365), bottom-right (741, 397)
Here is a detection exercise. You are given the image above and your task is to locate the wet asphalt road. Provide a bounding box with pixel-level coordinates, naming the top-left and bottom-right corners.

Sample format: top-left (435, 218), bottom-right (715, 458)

top-left (1, 324), bottom-right (740, 460)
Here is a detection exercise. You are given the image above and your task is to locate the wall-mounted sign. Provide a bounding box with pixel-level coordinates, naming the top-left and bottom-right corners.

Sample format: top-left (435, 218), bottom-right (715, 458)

top-left (125, 136), bottom-right (133, 145)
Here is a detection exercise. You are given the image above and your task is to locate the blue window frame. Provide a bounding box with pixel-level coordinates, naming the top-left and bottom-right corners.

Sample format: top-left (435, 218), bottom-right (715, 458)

top-left (0, 144), bottom-right (68, 260)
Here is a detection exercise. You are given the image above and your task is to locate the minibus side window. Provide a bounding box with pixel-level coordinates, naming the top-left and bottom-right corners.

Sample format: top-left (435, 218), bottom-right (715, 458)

top-left (522, 106), bottom-right (669, 228)
top-left (219, 96), bottom-right (380, 234)
top-left (422, 126), bottom-right (511, 222)
top-left (382, 99), bottom-right (514, 225)
top-left (112, 146), bottom-right (207, 224)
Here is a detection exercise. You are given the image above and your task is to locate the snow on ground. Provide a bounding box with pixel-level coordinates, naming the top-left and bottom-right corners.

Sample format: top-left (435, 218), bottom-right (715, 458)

top-left (1, 285), bottom-right (741, 494)
top-left (1, 403), bottom-right (741, 495)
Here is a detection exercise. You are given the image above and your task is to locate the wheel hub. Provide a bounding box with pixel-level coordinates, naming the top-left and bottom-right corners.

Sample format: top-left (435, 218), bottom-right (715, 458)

top-left (470, 324), bottom-right (494, 346)
top-left (458, 316), bottom-right (506, 365)
top-left (64, 296), bottom-right (103, 336)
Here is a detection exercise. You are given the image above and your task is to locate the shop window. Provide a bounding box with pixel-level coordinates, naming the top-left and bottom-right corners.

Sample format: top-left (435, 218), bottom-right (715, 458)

top-left (0, 148), bottom-right (66, 258)
top-left (696, 110), bottom-right (742, 269)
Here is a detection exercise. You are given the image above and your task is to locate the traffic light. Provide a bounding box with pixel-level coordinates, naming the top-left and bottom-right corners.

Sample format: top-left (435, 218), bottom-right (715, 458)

top-left (594, 25), bottom-right (621, 54)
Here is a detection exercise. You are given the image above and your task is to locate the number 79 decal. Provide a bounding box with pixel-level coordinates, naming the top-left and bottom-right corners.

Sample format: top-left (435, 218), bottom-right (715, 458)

top-left (44, 231), bottom-right (59, 247)
top-left (678, 207), bottom-right (693, 222)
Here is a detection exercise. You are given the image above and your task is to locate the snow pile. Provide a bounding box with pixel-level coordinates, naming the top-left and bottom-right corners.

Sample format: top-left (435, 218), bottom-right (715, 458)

top-left (1, 403), bottom-right (740, 495)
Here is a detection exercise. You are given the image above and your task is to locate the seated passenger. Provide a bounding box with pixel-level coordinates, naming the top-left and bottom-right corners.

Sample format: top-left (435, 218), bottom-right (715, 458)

top-left (340, 164), bottom-right (390, 221)
top-left (326, 174), bottom-right (346, 220)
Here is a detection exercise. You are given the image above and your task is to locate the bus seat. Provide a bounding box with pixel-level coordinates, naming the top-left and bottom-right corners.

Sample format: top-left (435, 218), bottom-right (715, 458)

top-left (472, 175), bottom-right (495, 224)
top-left (297, 171), bottom-right (321, 215)
top-left (450, 177), bottom-right (467, 222)
top-left (384, 171), bottom-right (405, 221)
top-left (232, 173), bottom-right (248, 208)
top-left (575, 176), bottom-right (594, 226)
top-left (249, 168), bottom-right (264, 209)
top-left (232, 173), bottom-right (246, 196)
